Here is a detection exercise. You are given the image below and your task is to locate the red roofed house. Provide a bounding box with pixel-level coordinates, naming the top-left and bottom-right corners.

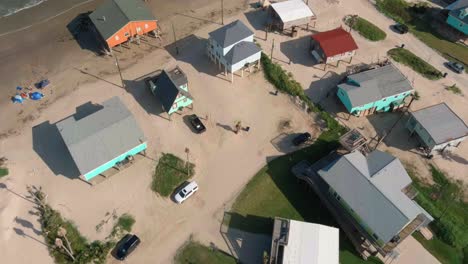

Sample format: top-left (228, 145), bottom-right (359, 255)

top-left (310, 27), bottom-right (358, 66)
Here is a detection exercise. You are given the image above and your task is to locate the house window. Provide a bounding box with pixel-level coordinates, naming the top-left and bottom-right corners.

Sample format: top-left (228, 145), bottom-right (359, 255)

top-left (394, 95), bottom-right (398, 98)
top-left (115, 35), bottom-right (119, 40)
top-left (383, 98), bottom-right (387, 101)
top-left (144, 24), bottom-right (149, 29)
top-left (372, 233), bottom-right (379, 240)
top-left (137, 27), bottom-right (141, 32)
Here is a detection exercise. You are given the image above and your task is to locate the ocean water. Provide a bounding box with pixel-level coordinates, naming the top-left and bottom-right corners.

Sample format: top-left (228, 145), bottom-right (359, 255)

top-left (0, 0), bottom-right (47, 17)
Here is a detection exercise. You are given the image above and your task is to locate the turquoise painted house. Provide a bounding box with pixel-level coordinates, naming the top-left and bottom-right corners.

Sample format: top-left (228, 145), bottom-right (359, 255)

top-left (146, 66), bottom-right (193, 115)
top-left (446, 0), bottom-right (468, 35)
top-left (337, 64), bottom-right (413, 117)
top-left (57, 97), bottom-right (147, 182)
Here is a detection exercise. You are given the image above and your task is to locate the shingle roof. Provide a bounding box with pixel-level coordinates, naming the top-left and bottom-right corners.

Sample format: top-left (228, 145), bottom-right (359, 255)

top-left (270, 0), bottom-right (315, 23)
top-left (89, 0), bottom-right (156, 40)
top-left (411, 103), bottom-right (468, 144)
top-left (339, 64), bottom-right (413, 108)
top-left (208, 20), bottom-right (254, 48)
top-left (311, 27), bottom-right (358, 58)
top-left (318, 150), bottom-right (430, 244)
top-left (224, 41), bottom-right (261, 65)
top-left (149, 67), bottom-right (192, 113)
top-left (57, 97), bottom-right (146, 175)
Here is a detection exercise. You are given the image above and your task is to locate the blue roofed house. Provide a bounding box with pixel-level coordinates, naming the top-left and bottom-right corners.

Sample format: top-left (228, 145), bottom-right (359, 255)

top-left (317, 150), bottom-right (433, 255)
top-left (337, 64), bottom-right (414, 117)
top-left (57, 97), bottom-right (147, 183)
top-left (445, 0), bottom-right (468, 35)
top-left (145, 66), bottom-right (193, 115)
top-left (207, 20), bottom-right (262, 82)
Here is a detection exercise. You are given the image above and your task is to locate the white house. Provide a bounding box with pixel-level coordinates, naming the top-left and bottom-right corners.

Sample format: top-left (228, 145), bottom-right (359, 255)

top-left (207, 20), bottom-right (262, 82)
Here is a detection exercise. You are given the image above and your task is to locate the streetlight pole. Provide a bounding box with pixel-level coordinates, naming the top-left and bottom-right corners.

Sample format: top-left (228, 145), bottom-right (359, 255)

top-left (221, 0), bottom-right (224, 25)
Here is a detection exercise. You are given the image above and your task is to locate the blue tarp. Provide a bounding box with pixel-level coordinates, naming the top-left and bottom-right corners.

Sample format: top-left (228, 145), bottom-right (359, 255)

top-left (29, 92), bottom-right (44, 100)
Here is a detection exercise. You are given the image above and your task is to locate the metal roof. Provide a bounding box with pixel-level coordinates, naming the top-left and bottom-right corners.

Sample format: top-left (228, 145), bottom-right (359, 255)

top-left (339, 64), bottom-right (413, 108)
top-left (208, 20), bottom-right (254, 48)
top-left (283, 220), bottom-right (339, 264)
top-left (149, 67), bottom-right (192, 113)
top-left (447, 0), bottom-right (468, 23)
top-left (89, 0), bottom-right (156, 40)
top-left (318, 150), bottom-right (430, 244)
top-left (57, 97), bottom-right (146, 175)
top-left (270, 0), bottom-right (314, 23)
top-left (224, 41), bottom-right (261, 65)
top-left (411, 103), bottom-right (468, 144)
top-left (311, 27), bottom-right (358, 58)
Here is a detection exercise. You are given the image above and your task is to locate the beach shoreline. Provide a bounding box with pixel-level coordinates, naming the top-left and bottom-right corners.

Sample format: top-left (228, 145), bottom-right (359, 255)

top-left (0, 0), bottom-right (249, 137)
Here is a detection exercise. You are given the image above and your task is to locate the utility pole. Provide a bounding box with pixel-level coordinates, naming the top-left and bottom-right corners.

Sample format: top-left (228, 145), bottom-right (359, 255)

top-left (221, 0), bottom-right (224, 25)
top-left (114, 54), bottom-right (124, 88)
top-left (185, 147), bottom-right (190, 176)
top-left (172, 22), bottom-right (179, 55)
top-left (270, 38), bottom-right (275, 59)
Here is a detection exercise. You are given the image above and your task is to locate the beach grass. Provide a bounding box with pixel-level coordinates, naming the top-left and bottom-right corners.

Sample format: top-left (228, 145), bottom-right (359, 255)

top-left (388, 48), bottom-right (443, 80)
top-left (347, 16), bottom-right (387, 41)
top-left (0, 168), bottom-right (8, 178)
top-left (174, 240), bottom-right (237, 264)
top-left (152, 153), bottom-right (195, 197)
top-left (446, 84), bottom-right (462, 95)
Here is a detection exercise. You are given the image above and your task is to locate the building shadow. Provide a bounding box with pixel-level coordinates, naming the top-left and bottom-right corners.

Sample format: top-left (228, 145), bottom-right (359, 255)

top-left (164, 34), bottom-right (224, 78)
top-left (123, 77), bottom-right (168, 119)
top-left (244, 9), bottom-right (269, 31)
top-left (279, 35), bottom-right (317, 67)
top-left (366, 112), bottom-right (417, 151)
top-left (221, 212), bottom-right (272, 263)
top-left (305, 71), bottom-right (344, 104)
top-left (32, 121), bottom-right (80, 179)
top-left (67, 12), bottom-right (105, 55)
top-left (270, 132), bottom-right (313, 153)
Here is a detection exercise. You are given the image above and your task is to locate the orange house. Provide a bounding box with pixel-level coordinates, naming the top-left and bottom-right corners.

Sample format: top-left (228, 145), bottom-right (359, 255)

top-left (90, 0), bottom-right (157, 50)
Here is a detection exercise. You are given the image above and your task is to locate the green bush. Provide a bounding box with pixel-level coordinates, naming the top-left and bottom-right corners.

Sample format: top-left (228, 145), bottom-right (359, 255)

top-left (388, 48), bottom-right (443, 80)
top-left (152, 153), bottom-right (195, 197)
top-left (347, 16), bottom-right (387, 41)
top-left (110, 213), bottom-right (136, 238)
top-left (0, 167), bottom-right (8, 178)
top-left (376, 0), bottom-right (411, 23)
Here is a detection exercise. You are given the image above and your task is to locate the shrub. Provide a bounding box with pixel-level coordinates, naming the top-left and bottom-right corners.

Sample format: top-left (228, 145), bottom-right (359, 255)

top-left (388, 48), bottom-right (443, 80)
top-left (110, 213), bottom-right (136, 238)
top-left (0, 168), bottom-right (8, 178)
top-left (152, 153), bottom-right (195, 197)
top-left (446, 84), bottom-right (462, 95)
top-left (376, 0), bottom-right (411, 23)
top-left (346, 16), bottom-right (387, 41)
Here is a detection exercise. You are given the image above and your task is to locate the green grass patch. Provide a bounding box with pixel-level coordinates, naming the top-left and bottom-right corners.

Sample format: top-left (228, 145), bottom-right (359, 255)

top-left (376, 0), bottom-right (468, 71)
top-left (413, 232), bottom-right (463, 264)
top-left (109, 213), bottom-right (136, 238)
top-left (446, 84), bottom-right (462, 95)
top-left (151, 153), bottom-right (195, 197)
top-left (228, 130), bottom-right (382, 264)
top-left (406, 165), bottom-right (468, 264)
top-left (388, 48), bottom-right (443, 80)
top-left (346, 16), bottom-right (386, 41)
top-left (0, 168), bottom-right (8, 178)
top-left (174, 240), bottom-right (237, 264)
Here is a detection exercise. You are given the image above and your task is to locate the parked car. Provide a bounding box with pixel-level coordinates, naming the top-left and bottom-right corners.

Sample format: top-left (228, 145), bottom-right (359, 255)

top-left (174, 181), bottom-right (199, 204)
top-left (115, 234), bottom-right (140, 260)
top-left (188, 114), bottom-right (206, 133)
top-left (445, 61), bottom-right (464, 74)
top-left (393, 24), bottom-right (408, 34)
top-left (292, 132), bottom-right (311, 146)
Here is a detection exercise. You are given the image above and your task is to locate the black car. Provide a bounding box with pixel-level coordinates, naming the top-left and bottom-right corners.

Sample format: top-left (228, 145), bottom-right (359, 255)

top-left (446, 61), bottom-right (464, 74)
top-left (115, 234), bottom-right (140, 260)
top-left (189, 114), bottom-right (206, 133)
top-left (393, 24), bottom-right (409, 34)
top-left (292, 132), bottom-right (311, 146)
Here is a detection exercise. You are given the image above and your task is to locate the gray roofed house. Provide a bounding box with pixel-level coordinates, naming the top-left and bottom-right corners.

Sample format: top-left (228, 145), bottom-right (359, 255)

top-left (207, 20), bottom-right (262, 81)
top-left (445, 0), bottom-right (468, 34)
top-left (406, 103), bottom-right (468, 153)
top-left (224, 41), bottom-right (261, 65)
top-left (57, 97), bottom-right (147, 181)
top-left (89, 0), bottom-right (157, 49)
top-left (146, 66), bottom-right (193, 115)
top-left (208, 20), bottom-right (254, 48)
top-left (317, 150), bottom-right (432, 245)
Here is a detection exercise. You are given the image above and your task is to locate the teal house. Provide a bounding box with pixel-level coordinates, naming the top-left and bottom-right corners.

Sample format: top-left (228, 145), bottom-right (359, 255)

top-left (57, 97), bottom-right (147, 182)
top-left (146, 66), bottom-right (193, 115)
top-left (337, 64), bottom-right (413, 117)
top-left (446, 0), bottom-right (468, 35)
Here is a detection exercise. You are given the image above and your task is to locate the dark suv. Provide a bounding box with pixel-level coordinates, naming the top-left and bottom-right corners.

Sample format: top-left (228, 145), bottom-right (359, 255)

top-left (189, 114), bottom-right (206, 133)
top-left (292, 132), bottom-right (311, 146)
top-left (393, 24), bottom-right (409, 34)
top-left (115, 234), bottom-right (140, 260)
top-left (446, 61), bottom-right (464, 74)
